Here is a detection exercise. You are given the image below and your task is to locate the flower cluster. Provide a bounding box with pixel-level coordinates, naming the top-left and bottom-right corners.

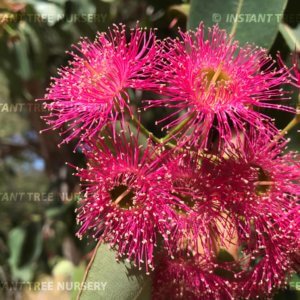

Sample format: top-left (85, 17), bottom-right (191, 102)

top-left (40, 23), bottom-right (300, 299)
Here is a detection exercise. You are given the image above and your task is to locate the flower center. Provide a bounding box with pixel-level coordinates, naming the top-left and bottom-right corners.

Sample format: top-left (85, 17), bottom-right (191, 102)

top-left (201, 65), bottom-right (230, 90)
top-left (110, 184), bottom-right (135, 209)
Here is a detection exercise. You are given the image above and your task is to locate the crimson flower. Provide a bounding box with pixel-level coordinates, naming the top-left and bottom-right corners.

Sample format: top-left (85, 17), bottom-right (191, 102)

top-left (153, 254), bottom-right (233, 300)
top-left (206, 132), bottom-right (300, 298)
top-left (40, 24), bottom-right (158, 146)
top-left (148, 23), bottom-right (293, 148)
top-left (73, 126), bottom-right (180, 273)
top-left (153, 131), bottom-right (300, 298)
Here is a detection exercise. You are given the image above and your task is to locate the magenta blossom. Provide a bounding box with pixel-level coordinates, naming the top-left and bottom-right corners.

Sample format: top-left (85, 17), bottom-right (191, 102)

top-left (161, 152), bottom-right (237, 259)
top-left (209, 132), bottom-right (300, 298)
top-left (73, 126), bottom-right (180, 273)
top-left (40, 24), bottom-right (158, 146)
top-left (154, 131), bottom-right (300, 298)
top-left (153, 254), bottom-right (233, 300)
top-left (147, 23), bottom-right (293, 148)
top-left (216, 130), bottom-right (300, 218)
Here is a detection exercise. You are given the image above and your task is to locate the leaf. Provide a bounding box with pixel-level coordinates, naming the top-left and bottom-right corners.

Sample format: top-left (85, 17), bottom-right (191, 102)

top-left (279, 23), bottom-right (300, 52)
top-left (169, 4), bottom-right (190, 17)
top-left (71, 262), bottom-right (86, 300)
top-left (289, 273), bottom-right (300, 291)
top-left (78, 244), bottom-right (151, 300)
top-left (8, 227), bottom-right (26, 269)
top-left (188, 0), bottom-right (288, 49)
top-left (274, 288), bottom-right (300, 300)
top-left (8, 223), bottom-right (43, 281)
top-left (25, 0), bottom-right (65, 25)
top-left (52, 260), bottom-right (75, 278)
top-left (216, 248), bottom-right (235, 263)
top-left (22, 222), bottom-right (43, 265)
top-left (8, 227), bottom-right (34, 281)
top-left (14, 30), bottom-right (31, 80)
top-left (20, 22), bottom-right (43, 57)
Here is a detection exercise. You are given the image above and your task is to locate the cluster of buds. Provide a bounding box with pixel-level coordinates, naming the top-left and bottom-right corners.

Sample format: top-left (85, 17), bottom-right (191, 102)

top-left (40, 23), bottom-right (300, 299)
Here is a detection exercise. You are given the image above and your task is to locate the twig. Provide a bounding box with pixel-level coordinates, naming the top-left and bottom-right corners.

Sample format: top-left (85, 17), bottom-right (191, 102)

top-left (76, 240), bottom-right (102, 300)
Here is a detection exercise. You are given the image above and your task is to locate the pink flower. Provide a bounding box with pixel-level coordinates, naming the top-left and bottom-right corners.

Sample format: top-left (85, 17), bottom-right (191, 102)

top-left (153, 254), bottom-right (233, 300)
top-left (40, 24), bottom-right (158, 146)
top-left (73, 126), bottom-right (180, 273)
top-left (218, 131), bottom-right (300, 212)
top-left (209, 132), bottom-right (300, 298)
top-left (162, 152), bottom-right (237, 258)
top-left (147, 23), bottom-right (293, 148)
top-left (155, 131), bottom-right (300, 298)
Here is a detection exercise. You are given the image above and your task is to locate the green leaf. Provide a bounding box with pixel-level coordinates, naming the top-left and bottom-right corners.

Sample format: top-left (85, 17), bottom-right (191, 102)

top-left (52, 260), bottom-right (75, 278)
top-left (279, 23), bottom-right (300, 52)
top-left (78, 244), bottom-right (151, 300)
top-left (25, 0), bottom-right (65, 25)
top-left (21, 22), bottom-right (42, 58)
top-left (8, 227), bottom-right (27, 269)
top-left (216, 248), bottom-right (235, 263)
top-left (8, 227), bottom-right (34, 281)
top-left (71, 262), bottom-right (86, 300)
top-left (169, 4), bottom-right (190, 17)
top-left (188, 0), bottom-right (288, 49)
top-left (8, 223), bottom-right (43, 281)
top-left (274, 288), bottom-right (300, 300)
top-left (289, 273), bottom-right (300, 291)
top-left (14, 30), bottom-right (31, 80)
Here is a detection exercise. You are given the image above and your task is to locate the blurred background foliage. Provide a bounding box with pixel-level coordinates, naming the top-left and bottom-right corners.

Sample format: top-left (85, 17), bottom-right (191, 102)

top-left (0, 0), bottom-right (299, 299)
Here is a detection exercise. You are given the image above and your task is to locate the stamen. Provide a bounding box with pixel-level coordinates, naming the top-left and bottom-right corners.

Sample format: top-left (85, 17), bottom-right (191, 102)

top-left (84, 61), bottom-right (98, 77)
top-left (114, 188), bottom-right (132, 205)
top-left (209, 63), bottom-right (224, 86)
